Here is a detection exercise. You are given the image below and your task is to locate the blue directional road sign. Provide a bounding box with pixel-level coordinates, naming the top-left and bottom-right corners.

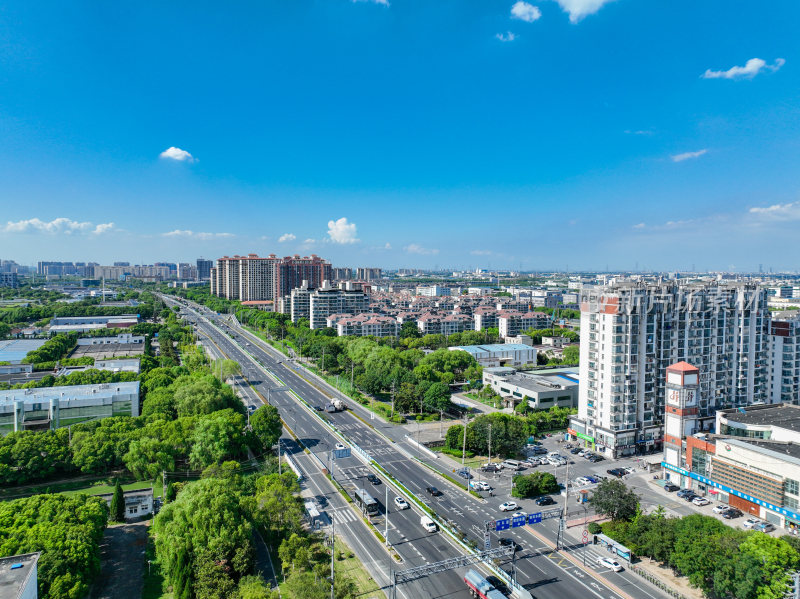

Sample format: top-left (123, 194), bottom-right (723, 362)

top-left (495, 518), bottom-right (511, 531)
top-left (333, 448), bottom-right (351, 459)
top-left (527, 512), bottom-right (543, 525)
top-left (511, 514), bottom-right (527, 528)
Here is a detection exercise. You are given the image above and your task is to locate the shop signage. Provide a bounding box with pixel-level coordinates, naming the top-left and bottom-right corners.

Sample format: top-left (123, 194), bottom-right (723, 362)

top-left (576, 432), bottom-right (595, 443)
top-left (661, 462), bottom-right (799, 521)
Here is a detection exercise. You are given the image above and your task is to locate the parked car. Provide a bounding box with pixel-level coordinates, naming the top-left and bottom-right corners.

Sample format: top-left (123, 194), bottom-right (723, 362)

top-left (367, 473), bottom-right (380, 485)
top-left (692, 497), bottom-right (710, 506)
top-left (756, 522), bottom-right (775, 533)
top-left (535, 496), bottom-right (555, 506)
top-left (470, 480), bottom-right (490, 491)
top-left (525, 457), bottom-right (540, 466)
top-left (394, 496), bottom-right (409, 510)
top-left (722, 508), bottom-right (743, 519)
top-left (712, 504), bottom-right (729, 514)
top-left (588, 455), bottom-right (604, 463)
top-left (533, 446), bottom-right (548, 455)
top-left (426, 486), bottom-right (442, 497)
top-left (682, 493), bottom-right (699, 502)
top-left (499, 501), bottom-right (518, 512)
top-left (598, 557), bottom-right (624, 572)
top-left (676, 488), bottom-right (693, 498)
top-left (570, 447), bottom-right (582, 455)
top-left (586, 475), bottom-right (601, 484)
top-left (743, 517), bottom-right (760, 529)
top-left (664, 483), bottom-right (680, 492)
top-left (482, 463), bottom-right (502, 473)
top-left (578, 450), bottom-right (588, 457)
top-left (456, 468), bottom-right (473, 480)
top-left (575, 476), bottom-right (592, 486)
top-left (607, 468), bottom-right (627, 478)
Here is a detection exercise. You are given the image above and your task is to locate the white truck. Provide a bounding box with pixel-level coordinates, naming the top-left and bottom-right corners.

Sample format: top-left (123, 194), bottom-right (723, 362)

top-left (325, 398), bottom-right (347, 412)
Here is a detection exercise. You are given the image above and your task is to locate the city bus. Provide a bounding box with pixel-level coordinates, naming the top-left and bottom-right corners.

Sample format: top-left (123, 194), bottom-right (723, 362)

top-left (353, 488), bottom-right (380, 517)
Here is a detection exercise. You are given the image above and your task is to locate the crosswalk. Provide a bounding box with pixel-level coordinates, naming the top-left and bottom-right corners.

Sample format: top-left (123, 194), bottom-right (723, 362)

top-left (559, 545), bottom-right (621, 570)
top-left (331, 507), bottom-right (360, 525)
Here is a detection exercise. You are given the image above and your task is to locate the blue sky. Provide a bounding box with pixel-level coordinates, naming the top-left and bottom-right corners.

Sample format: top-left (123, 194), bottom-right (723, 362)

top-left (0, 1), bottom-right (798, 271)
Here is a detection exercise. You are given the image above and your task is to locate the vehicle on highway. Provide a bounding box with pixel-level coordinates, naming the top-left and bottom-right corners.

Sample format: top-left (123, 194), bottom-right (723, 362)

top-left (535, 496), bottom-right (555, 506)
top-left (664, 483), bottom-right (680, 492)
top-left (314, 405), bottom-right (324, 411)
top-left (722, 508), bottom-right (743, 519)
top-left (485, 575), bottom-right (510, 596)
top-left (607, 468), bottom-right (627, 478)
top-left (426, 486), bottom-right (442, 496)
top-left (498, 538), bottom-right (521, 551)
top-left (353, 488), bottom-right (380, 517)
top-left (743, 517), bottom-right (760, 529)
top-left (394, 496), bottom-right (409, 510)
top-left (692, 497), bottom-right (710, 506)
top-left (470, 480), bottom-right (491, 491)
top-left (367, 473), bottom-right (380, 485)
top-left (456, 468), bottom-right (472, 480)
top-left (499, 501), bottom-right (518, 512)
top-left (756, 522), bottom-right (775, 533)
top-left (464, 569), bottom-right (505, 599)
top-left (335, 442), bottom-right (346, 451)
top-left (712, 504), bottom-right (729, 514)
top-left (420, 515), bottom-right (438, 533)
top-left (598, 557), bottom-right (624, 572)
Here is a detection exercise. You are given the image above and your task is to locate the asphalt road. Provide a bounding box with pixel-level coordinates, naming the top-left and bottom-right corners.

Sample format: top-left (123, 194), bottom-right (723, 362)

top-left (165, 296), bottom-right (675, 599)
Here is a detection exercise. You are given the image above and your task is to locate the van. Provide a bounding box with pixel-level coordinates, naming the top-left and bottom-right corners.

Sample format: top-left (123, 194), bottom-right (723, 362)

top-left (420, 515), bottom-right (438, 533)
top-left (547, 452), bottom-right (561, 458)
top-left (502, 460), bottom-right (522, 471)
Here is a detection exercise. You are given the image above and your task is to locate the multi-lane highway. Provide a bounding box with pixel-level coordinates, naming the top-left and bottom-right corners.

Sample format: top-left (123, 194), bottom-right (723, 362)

top-left (165, 294), bottom-right (674, 599)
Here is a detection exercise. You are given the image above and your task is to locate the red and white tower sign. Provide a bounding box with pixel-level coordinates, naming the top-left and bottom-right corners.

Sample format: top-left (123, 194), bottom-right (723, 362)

top-left (662, 361), bottom-right (700, 469)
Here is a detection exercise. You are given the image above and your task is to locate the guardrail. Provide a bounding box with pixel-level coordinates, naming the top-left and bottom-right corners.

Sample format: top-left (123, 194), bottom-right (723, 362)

top-left (629, 564), bottom-right (691, 599)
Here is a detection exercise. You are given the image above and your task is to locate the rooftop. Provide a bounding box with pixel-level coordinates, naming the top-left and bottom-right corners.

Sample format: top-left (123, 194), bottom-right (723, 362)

top-left (0, 381), bottom-right (140, 406)
top-left (667, 361), bottom-right (699, 372)
top-left (0, 552), bottom-right (40, 599)
top-left (720, 403), bottom-right (800, 434)
top-left (0, 339), bottom-right (47, 364)
top-left (450, 343), bottom-right (536, 353)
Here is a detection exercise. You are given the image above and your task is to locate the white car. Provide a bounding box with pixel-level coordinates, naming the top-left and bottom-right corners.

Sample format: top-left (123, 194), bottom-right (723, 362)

top-left (692, 497), bottom-right (710, 506)
top-left (335, 442), bottom-right (346, 451)
top-left (575, 477), bottom-right (592, 486)
top-left (470, 481), bottom-right (491, 491)
top-left (598, 557), bottom-right (623, 572)
top-left (743, 517), bottom-right (760, 529)
top-left (499, 501), bottom-right (518, 512)
top-left (712, 504), bottom-right (729, 514)
top-left (394, 496), bottom-right (409, 510)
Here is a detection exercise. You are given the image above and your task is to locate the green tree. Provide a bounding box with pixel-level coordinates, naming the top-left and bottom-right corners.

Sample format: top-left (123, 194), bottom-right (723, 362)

top-left (250, 404), bottom-right (282, 451)
top-left (189, 409), bottom-right (246, 469)
top-left (590, 479), bottom-right (639, 522)
top-left (424, 381), bottom-right (451, 412)
top-left (562, 345), bottom-right (579, 364)
top-left (110, 479), bottom-right (125, 522)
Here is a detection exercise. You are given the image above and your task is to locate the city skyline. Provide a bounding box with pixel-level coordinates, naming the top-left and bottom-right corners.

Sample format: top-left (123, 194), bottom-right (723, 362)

top-left (1, 1), bottom-right (798, 270)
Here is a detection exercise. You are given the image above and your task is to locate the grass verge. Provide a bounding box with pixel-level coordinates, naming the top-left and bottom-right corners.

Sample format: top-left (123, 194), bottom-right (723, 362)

top-left (0, 476), bottom-right (163, 501)
top-left (142, 524), bottom-right (171, 599)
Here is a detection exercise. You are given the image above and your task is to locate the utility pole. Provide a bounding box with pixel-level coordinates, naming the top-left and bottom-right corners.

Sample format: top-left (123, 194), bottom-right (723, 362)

top-left (390, 382), bottom-right (395, 418)
top-left (162, 470), bottom-right (167, 504)
top-left (488, 423), bottom-right (492, 466)
top-left (330, 510), bottom-right (336, 599)
top-left (278, 440), bottom-right (282, 475)
top-left (557, 459), bottom-right (570, 550)
top-left (384, 484), bottom-right (390, 546)
top-left (350, 362), bottom-right (354, 389)
top-left (461, 412), bottom-right (468, 466)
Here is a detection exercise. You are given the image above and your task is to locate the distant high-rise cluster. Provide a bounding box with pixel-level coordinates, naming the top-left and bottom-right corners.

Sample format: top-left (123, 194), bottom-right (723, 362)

top-left (209, 253), bottom-right (332, 302)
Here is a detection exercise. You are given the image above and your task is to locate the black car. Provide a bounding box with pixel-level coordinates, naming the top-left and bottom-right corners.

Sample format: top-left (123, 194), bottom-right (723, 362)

top-left (570, 447), bottom-right (582, 454)
top-left (607, 468), bottom-right (627, 478)
top-left (482, 464), bottom-right (501, 473)
top-left (456, 468), bottom-right (473, 480)
top-left (313, 405), bottom-right (324, 411)
top-left (722, 508), bottom-right (743, 519)
top-left (588, 455), bottom-right (604, 462)
top-left (497, 538), bottom-right (521, 552)
top-left (426, 486), bottom-right (442, 496)
top-left (535, 495), bottom-right (555, 506)
top-left (315, 495), bottom-right (328, 507)
top-left (682, 492), bottom-right (698, 502)
top-left (486, 575), bottom-right (510, 596)
top-left (664, 483), bottom-right (680, 492)
top-left (367, 473), bottom-right (380, 485)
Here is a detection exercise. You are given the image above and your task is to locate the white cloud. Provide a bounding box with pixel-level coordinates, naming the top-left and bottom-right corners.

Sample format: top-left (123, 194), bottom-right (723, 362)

top-left (671, 149), bottom-right (708, 162)
top-left (384, 242), bottom-right (392, 250)
top-left (352, 0), bottom-right (389, 5)
top-left (278, 233), bottom-right (296, 243)
top-left (496, 32), bottom-right (517, 42)
top-left (470, 250), bottom-right (493, 256)
top-left (404, 244), bottom-right (439, 255)
top-left (3, 217), bottom-right (95, 234)
top-left (303, 238), bottom-right (317, 244)
top-left (749, 202), bottom-right (800, 221)
top-left (159, 147), bottom-right (196, 162)
top-left (625, 129), bottom-right (654, 135)
top-left (511, 2), bottom-right (541, 22)
top-left (632, 222), bottom-right (646, 229)
top-left (552, 0), bottom-right (615, 23)
top-left (702, 58), bottom-right (785, 80)
top-left (92, 222), bottom-right (115, 235)
top-left (327, 217), bottom-right (359, 244)
top-left (162, 230), bottom-right (234, 239)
